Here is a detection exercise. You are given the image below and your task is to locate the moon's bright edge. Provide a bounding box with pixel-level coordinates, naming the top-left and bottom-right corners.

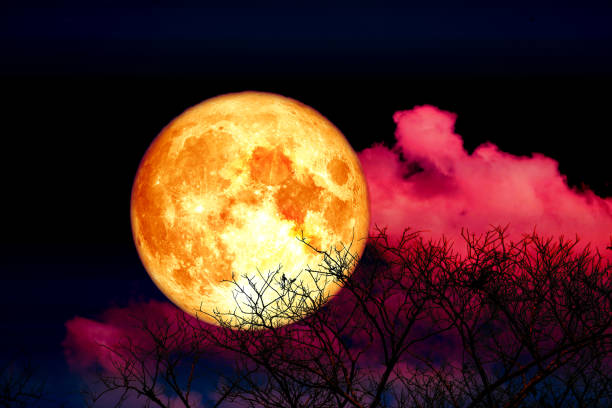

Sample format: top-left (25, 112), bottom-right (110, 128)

top-left (131, 92), bottom-right (370, 327)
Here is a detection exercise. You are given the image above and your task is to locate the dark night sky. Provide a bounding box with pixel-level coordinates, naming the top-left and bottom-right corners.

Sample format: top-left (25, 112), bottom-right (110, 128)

top-left (1, 1), bottom-right (611, 405)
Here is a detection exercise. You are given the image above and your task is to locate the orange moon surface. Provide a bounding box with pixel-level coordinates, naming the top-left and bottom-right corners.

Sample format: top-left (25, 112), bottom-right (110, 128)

top-left (131, 91), bottom-right (370, 326)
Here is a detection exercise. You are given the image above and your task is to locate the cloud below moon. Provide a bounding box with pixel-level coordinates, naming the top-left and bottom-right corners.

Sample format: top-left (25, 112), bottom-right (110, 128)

top-left (63, 104), bottom-right (612, 385)
top-left (359, 105), bottom-right (612, 254)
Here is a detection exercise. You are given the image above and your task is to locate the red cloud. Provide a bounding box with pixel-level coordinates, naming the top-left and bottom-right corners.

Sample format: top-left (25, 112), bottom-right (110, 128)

top-left (358, 105), bottom-right (612, 254)
top-left (63, 300), bottom-right (196, 372)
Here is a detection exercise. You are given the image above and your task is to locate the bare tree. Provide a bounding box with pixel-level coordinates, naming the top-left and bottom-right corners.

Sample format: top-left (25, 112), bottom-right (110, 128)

top-left (81, 309), bottom-right (239, 408)
top-left (84, 226), bottom-right (612, 407)
top-left (420, 228), bottom-right (612, 408)
top-left (0, 359), bottom-right (45, 408)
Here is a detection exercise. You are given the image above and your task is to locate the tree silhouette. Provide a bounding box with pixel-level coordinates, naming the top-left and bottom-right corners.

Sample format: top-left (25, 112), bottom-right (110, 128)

top-left (0, 359), bottom-right (47, 408)
top-left (84, 226), bottom-right (612, 407)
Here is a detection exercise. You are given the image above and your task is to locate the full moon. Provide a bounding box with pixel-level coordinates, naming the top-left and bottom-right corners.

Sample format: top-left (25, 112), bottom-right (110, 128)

top-left (131, 91), bottom-right (370, 327)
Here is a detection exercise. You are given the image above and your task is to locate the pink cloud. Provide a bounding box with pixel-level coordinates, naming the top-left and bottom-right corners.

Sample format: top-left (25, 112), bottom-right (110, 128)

top-left (64, 301), bottom-right (224, 406)
top-left (358, 105), bottom-right (612, 254)
top-left (64, 316), bottom-right (126, 372)
top-left (63, 300), bottom-right (205, 373)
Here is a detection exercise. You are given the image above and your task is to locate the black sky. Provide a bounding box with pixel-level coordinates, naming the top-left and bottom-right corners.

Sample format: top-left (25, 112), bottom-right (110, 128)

top-left (1, 1), bottom-right (611, 405)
